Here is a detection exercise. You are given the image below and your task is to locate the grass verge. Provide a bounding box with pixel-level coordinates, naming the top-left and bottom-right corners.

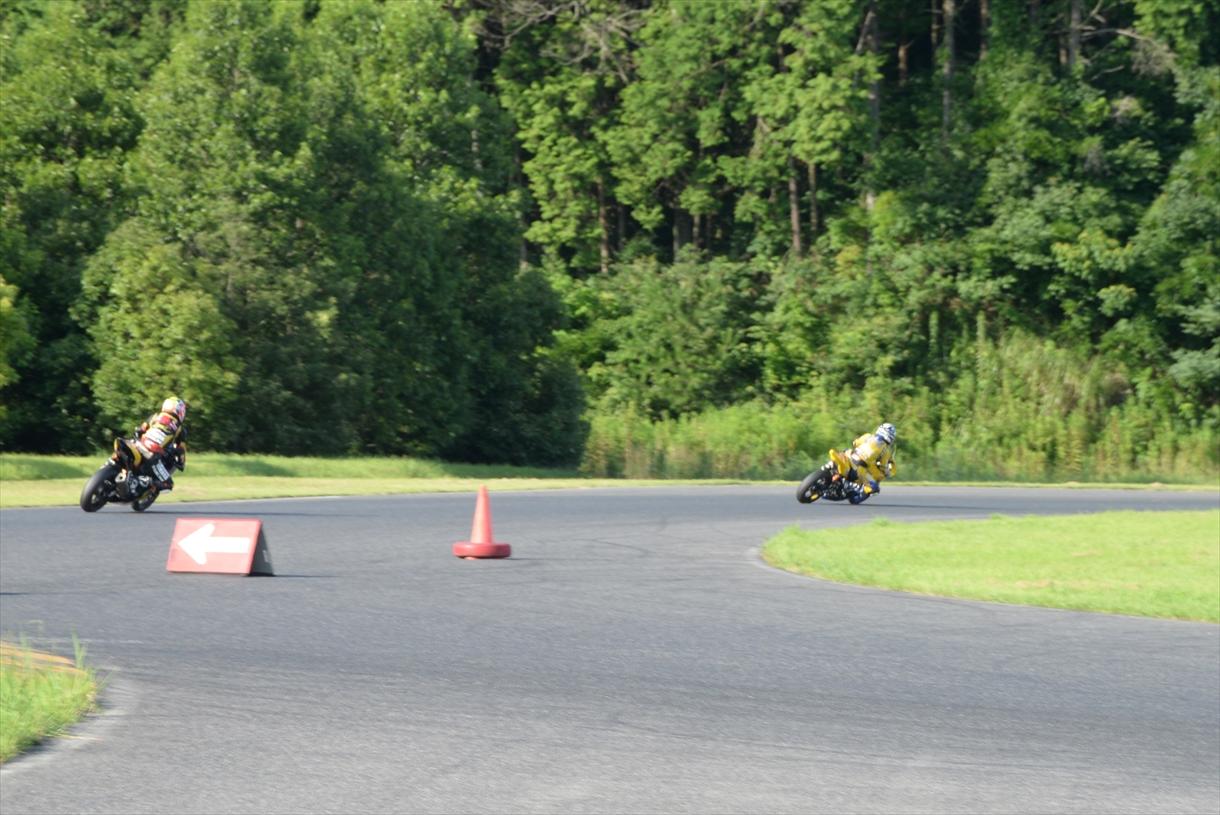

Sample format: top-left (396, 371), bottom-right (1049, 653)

top-left (763, 510), bottom-right (1220, 622)
top-left (1, 453), bottom-right (1212, 508)
top-left (0, 452), bottom-right (592, 481)
top-left (0, 474), bottom-right (761, 508)
top-left (0, 451), bottom-right (752, 507)
top-left (0, 640), bottom-right (98, 763)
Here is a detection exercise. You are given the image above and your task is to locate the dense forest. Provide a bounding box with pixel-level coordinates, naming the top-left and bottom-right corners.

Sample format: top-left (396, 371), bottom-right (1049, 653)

top-left (1, 0), bottom-right (1217, 482)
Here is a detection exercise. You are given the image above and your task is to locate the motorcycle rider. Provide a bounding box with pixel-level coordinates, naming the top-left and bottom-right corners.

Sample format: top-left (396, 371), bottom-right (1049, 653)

top-left (133, 397), bottom-right (188, 492)
top-left (838, 422), bottom-right (897, 504)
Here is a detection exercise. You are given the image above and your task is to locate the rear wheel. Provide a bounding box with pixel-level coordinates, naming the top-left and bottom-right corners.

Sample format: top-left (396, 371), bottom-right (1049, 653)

top-left (80, 463), bottom-right (119, 512)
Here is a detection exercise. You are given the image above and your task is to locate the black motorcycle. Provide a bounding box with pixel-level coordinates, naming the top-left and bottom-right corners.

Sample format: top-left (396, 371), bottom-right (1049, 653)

top-left (80, 434), bottom-right (185, 513)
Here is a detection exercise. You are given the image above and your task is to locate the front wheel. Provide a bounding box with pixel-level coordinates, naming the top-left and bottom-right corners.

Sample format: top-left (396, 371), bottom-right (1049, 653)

top-left (131, 486), bottom-right (159, 513)
top-left (81, 463), bottom-right (120, 512)
top-left (796, 470), bottom-right (825, 504)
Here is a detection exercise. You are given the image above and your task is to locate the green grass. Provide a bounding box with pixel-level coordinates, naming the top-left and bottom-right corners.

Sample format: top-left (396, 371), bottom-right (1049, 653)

top-left (763, 510), bottom-right (1220, 622)
top-left (0, 451), bottom-right (1212, 508)
top-left (0, 452), bottom-right (585, 481)
top-left (0, 451), bottom-right (764, 508)
top-left (0, 474), bottom-right (760, 508)
top-left (0, 640), bottom-right (98, 763)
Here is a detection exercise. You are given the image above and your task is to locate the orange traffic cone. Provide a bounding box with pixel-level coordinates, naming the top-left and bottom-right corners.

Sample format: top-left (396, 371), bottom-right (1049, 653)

top-left (452, 485), bottom-right (512, 559)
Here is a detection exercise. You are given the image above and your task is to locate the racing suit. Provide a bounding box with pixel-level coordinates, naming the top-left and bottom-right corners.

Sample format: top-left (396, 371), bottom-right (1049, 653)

top-left (134, 410), bottom-right (186, 490)
top-left (843, 432), bottom-right (897, 504)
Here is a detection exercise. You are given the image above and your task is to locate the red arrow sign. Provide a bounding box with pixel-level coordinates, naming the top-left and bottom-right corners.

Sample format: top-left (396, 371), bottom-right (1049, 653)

top-left (167, 518), bottom-right (273, 575)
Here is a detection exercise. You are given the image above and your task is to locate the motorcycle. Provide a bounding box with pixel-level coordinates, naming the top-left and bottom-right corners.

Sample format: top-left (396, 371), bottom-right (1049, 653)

top-left (80, 434), bottom-right (184, 513)
top-left (795, 448), bottom-right (869, 504)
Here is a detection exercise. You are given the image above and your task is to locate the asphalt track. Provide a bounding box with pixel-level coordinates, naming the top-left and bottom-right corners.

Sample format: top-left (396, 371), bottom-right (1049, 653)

top-left (1, 485), bottom-right (1217, 815)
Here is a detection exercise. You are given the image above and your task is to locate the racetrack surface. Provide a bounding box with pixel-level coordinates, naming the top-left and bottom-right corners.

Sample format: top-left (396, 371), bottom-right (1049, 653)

top-left (1, 485), bottom-right (1217, 814)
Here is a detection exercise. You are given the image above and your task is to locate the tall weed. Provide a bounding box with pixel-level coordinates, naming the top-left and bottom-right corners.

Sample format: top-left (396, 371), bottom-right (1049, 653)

top-left (581, 333), bottom-right (1219, 483)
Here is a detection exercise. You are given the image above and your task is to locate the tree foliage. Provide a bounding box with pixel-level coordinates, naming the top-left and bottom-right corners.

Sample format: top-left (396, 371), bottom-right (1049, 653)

top-left (1, 0), bottom-right (1215, 478)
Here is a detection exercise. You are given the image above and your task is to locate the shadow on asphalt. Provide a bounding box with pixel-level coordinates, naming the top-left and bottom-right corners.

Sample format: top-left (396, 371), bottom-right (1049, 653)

top-left (858, 503), bottom-right (1018, 512)
top-left (142, 509), bottom-right (362, 518)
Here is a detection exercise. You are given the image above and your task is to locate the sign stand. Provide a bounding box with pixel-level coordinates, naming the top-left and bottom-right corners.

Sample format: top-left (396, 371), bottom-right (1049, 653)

top-left (167, 518), bottom-right (274, 576)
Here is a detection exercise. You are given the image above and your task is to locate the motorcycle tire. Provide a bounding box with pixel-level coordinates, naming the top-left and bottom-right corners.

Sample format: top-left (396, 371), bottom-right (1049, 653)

top-left (796, 470), bottom-right (824, 504)
top-left (81, 463), bottom-right (120, 512)
top-left (131, 486), bottom-right (159, 513)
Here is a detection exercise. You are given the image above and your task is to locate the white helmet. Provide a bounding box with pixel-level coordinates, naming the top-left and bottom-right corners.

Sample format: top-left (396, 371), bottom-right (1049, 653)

top-left (875, 423), bottom-right (896, 445)
top-left (162, 397), bottom-right (187, 422)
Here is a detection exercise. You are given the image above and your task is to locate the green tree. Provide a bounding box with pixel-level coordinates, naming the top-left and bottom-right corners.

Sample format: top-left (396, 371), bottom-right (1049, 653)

top-left (738, 0), bottom-right (874, 257)
top-left (83, 0), bottom-right (347, 449)
top-left (491, 0), bottom-right (640, 275)
top-left (314, 0), bottom-right (584, 462)
top-left (588, 251), bottom-right (761, 418)
top-left (607, 0), bottom-right (768, 258)
top-left (1130, 64), bottom-right (1220, 417)
top-left (0, 0), bottom-right (146, 449)
top-left (0, 274), bottom-right (35, 423)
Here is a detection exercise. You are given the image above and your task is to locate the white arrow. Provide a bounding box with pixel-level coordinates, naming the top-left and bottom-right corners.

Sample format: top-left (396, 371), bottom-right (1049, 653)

top-left (178, 523), bottom-right (251, 565)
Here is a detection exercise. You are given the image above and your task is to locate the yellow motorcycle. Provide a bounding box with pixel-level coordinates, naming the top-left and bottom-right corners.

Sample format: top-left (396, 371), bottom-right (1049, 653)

top-left (796, 449), bottom-right (873, 505)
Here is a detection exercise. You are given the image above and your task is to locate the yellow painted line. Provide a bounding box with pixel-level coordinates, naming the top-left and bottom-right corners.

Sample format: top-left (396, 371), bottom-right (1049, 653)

top-left (0, 643), bottom-right (84, 675)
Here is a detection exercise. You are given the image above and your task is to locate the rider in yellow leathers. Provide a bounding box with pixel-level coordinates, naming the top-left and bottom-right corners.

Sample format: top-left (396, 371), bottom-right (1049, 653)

top-left (131, 397), bottom-right (188, 491)
top-left (829, 422), bottom-right (897, 504)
